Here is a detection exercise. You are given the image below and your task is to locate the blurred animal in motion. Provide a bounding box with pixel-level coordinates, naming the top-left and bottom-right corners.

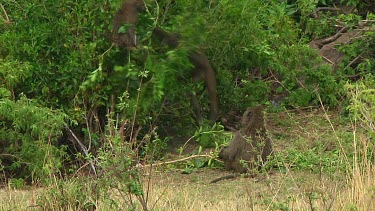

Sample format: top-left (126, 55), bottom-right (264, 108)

top-left (112, 0), bottom-right (145, 48)
top-left (152, 27), bottom-right (218, 124)
top-left (110, 2), bottom-right (218, 124)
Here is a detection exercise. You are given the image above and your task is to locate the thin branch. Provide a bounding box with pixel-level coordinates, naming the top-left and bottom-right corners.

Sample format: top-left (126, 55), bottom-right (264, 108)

top-left (269, 70), bottom-right (291, 94)
top-left (82, 97), bottom-right (93, 150)
top-left (344, 53), bottom-right (364, 72)
top-left (130, 74), bottom-right (143, 146)
top-left (66, 126), bottom-right (97, 175)
top-left (0, 4), bottom-right (10, 24)
top-left (72, 162), bottom-right (90, 177)
top-left (142, 154), bottom-right (221, 168)
top-left (314, 27), bottom-right (348, 48)
top-left (321, 55), bottom-right (335, 65)
top-left (0, 153), bottom-right (18, 158)
top-left (311, 7), bottom-right (342, 19)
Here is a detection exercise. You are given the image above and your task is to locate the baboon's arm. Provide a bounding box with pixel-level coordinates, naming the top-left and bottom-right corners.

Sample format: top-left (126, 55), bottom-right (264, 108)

top-left (189, 52), bottom-right (218, 122)
top-left (204, 64), bottom-right (218, 122)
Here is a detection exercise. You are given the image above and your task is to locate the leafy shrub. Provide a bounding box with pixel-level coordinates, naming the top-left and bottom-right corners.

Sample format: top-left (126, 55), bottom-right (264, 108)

top-left (204, 0), bottom-right (342, 108)
top-left (193, 123), bottom-right (232, 148)
top-left (0, 57), bottom-right (67, 181)
top-left (0, 95), bottom-right (68, 181)
top-left (0, 0), bottom-right (119, 108)
top-left (96, 139), bottom-right (148, 209)
top-left (2, 0), bottom-right (373, 185)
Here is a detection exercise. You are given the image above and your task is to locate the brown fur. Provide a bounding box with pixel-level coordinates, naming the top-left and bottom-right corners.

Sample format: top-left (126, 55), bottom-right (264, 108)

top-left (112, 0), bottom-right (145, 48)
top-left (218, 106), bottom-right (272, 173)
top-left (152, 27), bottom-right (218, 123)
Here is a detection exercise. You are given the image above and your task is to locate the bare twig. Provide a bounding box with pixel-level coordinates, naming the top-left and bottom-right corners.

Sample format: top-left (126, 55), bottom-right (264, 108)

top-left (160, 0), bottom-right (169, 25)
top-left (0, 153), bottom-right (18, 158)
top-left (317, 95), bottom-right (349, 164)
top-left (269, 70), bottom-right (291, 94)
top-left (344, 53), bottom-right (364, 72)
top-left (66, 126), bottom-right (97, 175)
top-left (82, 97), bottom-right (93, 150)
top-left (312, 7), bottom-right (341, 19)
top-left (307, 192), bottom-right (316, 211)
top-left (322, 27), bottom-right (348, 44)
top-left (142, 154), bottom-right (220, 168)
top-left (313, 27), bottom-right (349, 48)
top-left (321, 55), bottom-right (335, 65)
top-left (0, 3), bottom-right (11, 24)
top-left (72, 162), bottom-right (90, 177)
top-left (129, 75), bottom-right (143, 146)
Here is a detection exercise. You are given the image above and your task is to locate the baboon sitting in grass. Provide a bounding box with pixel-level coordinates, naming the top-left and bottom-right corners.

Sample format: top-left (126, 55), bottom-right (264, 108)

top-left (211, 106), bottom-right (272, 183)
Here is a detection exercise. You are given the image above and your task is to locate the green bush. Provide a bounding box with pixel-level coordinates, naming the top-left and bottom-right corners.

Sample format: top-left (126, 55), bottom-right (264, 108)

top-left (0, 0), bottom-right (118, 108)
top-left (0, 57), bottom-right (67, 181)
top-left (0, 95), bottom-right (68, 181)
top-left (2, 0), bottom-right (373, 183)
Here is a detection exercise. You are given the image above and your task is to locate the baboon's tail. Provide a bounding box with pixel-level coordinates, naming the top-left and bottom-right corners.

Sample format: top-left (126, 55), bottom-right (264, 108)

top-left (210, 174), bottom-right (238, 184)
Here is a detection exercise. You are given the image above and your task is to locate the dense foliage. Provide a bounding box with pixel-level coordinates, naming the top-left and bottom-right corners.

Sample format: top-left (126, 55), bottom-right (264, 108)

top-left (0, 0), bottom-right (374, 185)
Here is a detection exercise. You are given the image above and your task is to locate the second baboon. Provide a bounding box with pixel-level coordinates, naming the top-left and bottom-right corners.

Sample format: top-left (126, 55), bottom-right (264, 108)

top-left (111, 3), bottom-right (218, 122)
top-left (112, 0), bottom-right (145, 48)
top-left (211, 106), bottom-right (272, 183)
top-left (152, 27), bottom-right (218, 123)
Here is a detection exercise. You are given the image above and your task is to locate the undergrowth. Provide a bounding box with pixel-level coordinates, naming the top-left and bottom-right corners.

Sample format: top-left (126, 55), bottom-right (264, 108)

top-left (1, 0), bottom-right (374, 210)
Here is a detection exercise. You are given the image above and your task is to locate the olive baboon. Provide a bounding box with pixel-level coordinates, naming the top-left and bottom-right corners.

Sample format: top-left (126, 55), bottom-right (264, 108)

top-left (112, 0), bottom-right (145, 48)
top-left (152, 27), bottom-right (218, 123)
top-left (210, 106), bottom-right (272, 183)
top-left (110, 1), bottom-right (218, 123)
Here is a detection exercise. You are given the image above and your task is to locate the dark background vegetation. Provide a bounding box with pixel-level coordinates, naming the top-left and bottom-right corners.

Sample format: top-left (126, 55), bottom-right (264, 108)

top-left (0, 0), bottom-right (374, 188)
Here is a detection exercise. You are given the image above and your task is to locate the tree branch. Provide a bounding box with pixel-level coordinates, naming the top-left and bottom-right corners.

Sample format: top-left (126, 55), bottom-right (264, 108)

top-left (0, 3), bottom-right (11, 24)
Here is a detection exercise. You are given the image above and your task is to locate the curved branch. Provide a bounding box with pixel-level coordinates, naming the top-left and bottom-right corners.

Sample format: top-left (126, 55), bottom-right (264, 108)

top-left (142, 154), bottom-right (222, 168)
top-left (1, 4), bottom-right (11, 24)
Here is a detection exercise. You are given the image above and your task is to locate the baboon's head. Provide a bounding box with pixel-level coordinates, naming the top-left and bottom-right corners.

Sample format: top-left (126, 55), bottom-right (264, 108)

top-left (218, 146), bottom-right (229, 160)
top-left (240, 108), bottom-right (253, 126)
top-left (112, 0), bottom-right (145, 48)
top-left (152, 27), bottom-right (180, 48)
top-left (240, 106), bottom-right (264, 127)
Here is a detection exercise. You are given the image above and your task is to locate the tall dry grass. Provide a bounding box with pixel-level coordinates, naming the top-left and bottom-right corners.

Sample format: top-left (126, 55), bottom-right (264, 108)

top-left (1, 108), bottom-right (374, 211)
